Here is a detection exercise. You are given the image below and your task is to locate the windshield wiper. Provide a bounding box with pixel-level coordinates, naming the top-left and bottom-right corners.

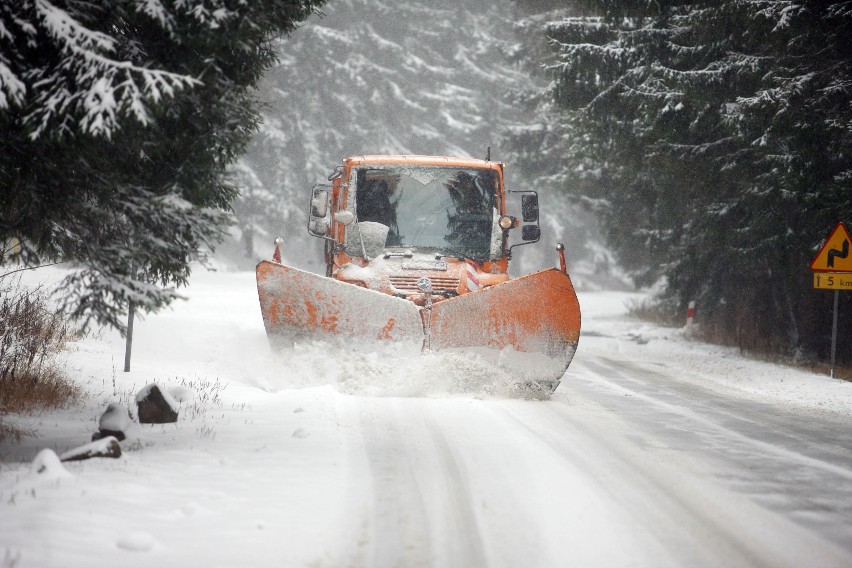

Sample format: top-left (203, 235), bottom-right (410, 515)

top-left (388, 245), bottom-right (481, 261)
top-left (434, 249), bottom-right (470, 260)
top-left (383, 250), bottom-right (414, 259)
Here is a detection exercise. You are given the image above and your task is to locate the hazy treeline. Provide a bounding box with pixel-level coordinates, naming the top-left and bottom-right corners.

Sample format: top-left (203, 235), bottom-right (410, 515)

top-left (1, 1), bottom-right (847, 365)
top-left (524, 0), bottom-right (851, 362)
top-left (240, 0), bottom-right (850, 363)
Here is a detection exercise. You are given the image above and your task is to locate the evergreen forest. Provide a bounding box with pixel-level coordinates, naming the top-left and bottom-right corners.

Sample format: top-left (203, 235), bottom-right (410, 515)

top-left (1, 0), bottom-right (850, 366)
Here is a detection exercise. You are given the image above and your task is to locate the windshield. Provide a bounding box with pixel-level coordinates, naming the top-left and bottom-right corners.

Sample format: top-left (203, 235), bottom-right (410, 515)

top-left (350, 165), bottom-right (501, 260)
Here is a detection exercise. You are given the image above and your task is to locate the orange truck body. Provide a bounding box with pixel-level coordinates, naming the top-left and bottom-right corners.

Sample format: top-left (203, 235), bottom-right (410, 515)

top-left (256, 155), bottom-right (581, 393)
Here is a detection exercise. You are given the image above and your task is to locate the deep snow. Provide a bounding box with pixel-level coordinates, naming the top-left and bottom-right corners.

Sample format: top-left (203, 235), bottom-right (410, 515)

top-left (1, 267), bottom-right (851, 567)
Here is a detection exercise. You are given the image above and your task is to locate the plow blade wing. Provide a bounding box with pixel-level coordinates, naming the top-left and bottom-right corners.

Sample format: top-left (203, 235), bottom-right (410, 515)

top-left (429, 268), bottom-right (581, 387)
top-left (256, 261), bottom-right (423, 346)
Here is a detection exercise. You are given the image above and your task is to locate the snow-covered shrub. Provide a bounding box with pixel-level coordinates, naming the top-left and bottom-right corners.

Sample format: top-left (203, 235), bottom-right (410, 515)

top-left (0, 276), bottom-right (81, 441)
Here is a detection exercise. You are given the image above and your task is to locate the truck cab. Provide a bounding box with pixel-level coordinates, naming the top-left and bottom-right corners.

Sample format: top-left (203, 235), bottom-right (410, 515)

top-left (308, 155), bottom-right (540, 304)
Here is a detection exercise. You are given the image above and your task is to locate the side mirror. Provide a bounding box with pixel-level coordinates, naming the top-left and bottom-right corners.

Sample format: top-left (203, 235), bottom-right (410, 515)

top-left (308, 219), bottom-right (329, 236)
top-left (521, 194), bottom-right (539, 223)
top-left (307, 184), bottom-right (332, 238)
top-left (522, 225), bottom-right (541, 241)
top-left (508, 189), bottom-right (542, 252)
top-left (311, 188), bottom-right (329, 218)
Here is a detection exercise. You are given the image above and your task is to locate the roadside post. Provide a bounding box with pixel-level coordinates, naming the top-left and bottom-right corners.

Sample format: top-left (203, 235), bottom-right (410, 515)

top-left (124, 303), bottom-right (135, 372)
top-left (124, 264), bottom-right (137, 373)
top-left (809, 222), bottom-right (852, 378)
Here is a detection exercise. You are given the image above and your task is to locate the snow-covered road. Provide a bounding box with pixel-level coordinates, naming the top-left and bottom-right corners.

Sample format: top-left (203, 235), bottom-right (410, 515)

top-left (2, 270), bottom-right (851, 567)
top-left (328, 352), bottom-right (852, 567)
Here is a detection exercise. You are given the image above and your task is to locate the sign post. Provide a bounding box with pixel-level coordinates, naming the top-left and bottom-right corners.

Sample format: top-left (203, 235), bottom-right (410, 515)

top-left (831, 290), bottom-right (839, 378)
top-left (810, 222), bottom-right (851, 378)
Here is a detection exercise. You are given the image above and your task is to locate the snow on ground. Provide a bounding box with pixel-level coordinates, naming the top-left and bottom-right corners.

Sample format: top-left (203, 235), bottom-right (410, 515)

top-left (574, 291), bottom-right (852, 421)
top-left (1, 267), bottom-right (851, 567)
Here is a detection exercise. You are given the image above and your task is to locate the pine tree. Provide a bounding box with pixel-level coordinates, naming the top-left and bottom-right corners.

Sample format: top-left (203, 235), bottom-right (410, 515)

top-left (1, 0), bottom-right (324, 332)
top-left (502, 2), bottom-right (626, 284)
top-left (539, 0), bottom-right (852, 361)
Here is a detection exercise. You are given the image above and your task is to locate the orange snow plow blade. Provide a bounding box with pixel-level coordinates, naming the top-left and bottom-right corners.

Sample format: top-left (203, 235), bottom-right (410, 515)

top-left (256, 260), bottom-right (423, 347)
top-left (429, 269), bottom-right (580, 389)
top-left (430, 268), bottom-right (580, 358)
top-left (257, 261), bottom-right (581, 389)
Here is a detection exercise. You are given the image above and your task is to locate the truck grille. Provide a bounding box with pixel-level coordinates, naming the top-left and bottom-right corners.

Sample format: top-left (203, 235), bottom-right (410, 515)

top-left (389, 275), bottom-right (459, 293)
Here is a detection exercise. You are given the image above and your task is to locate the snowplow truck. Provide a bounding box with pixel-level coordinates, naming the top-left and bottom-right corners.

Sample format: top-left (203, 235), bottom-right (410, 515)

top-left (256, 155), bottom-right (581, 393)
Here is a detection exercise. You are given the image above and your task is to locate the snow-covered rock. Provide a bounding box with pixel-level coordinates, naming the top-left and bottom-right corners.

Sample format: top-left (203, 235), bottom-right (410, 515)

top-left (31, 449), bottom-right (72, 479)
top-left (93, 402), bottom-right (132, 441)
top-left (168, 384), bottom-right (195, 403)
top-left (136, 383), bottom-right (179, 424)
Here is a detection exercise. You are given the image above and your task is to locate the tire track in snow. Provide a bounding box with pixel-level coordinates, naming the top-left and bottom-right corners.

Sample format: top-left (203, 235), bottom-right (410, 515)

top-left (573, 356), bottom-right (852, 538)
top-left (497, 401), bottom-right (771, 567)
top-left (353, 397), bottom-right (487, 568)
top-left (586, 356), bottom-right (852, 476)
top-left (552, 356), bottom-right (852, 564)
top-left (497, 398), bottom-right (852, 568)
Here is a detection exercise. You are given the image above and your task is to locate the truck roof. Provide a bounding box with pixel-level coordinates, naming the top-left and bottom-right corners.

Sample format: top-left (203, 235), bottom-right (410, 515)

top-left (344, 154), bottom-right (504, 170)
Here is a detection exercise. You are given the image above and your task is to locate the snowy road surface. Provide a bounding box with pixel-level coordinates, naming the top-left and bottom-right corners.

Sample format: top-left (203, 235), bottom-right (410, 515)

top-left (2, 269), bottom-right (851, 567)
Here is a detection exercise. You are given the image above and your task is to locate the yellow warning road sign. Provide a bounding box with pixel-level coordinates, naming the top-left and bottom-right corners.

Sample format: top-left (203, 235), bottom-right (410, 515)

top-left (810, 222), bottom-right (852, 272)
top-left (814, 273), bottom-right (852, 290)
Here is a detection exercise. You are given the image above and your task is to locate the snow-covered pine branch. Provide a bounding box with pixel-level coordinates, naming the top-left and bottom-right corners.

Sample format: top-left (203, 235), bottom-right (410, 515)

top-left (22, 0), bottom-right (200, 139)
top-left (1, 0), bottom-right (326, 336)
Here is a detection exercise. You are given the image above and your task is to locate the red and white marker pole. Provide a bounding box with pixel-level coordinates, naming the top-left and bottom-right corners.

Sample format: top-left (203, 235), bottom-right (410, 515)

top-left (686, 301), bottom-right (696, 328)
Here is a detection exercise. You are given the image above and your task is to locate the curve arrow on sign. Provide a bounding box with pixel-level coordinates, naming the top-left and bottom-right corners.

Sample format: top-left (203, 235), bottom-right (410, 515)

top-left (828, 239), bottom-right (849, 268)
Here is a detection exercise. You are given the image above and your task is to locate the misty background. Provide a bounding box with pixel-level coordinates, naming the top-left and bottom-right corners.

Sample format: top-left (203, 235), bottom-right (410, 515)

top-left (226, 0), bottom-right (617, 285)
